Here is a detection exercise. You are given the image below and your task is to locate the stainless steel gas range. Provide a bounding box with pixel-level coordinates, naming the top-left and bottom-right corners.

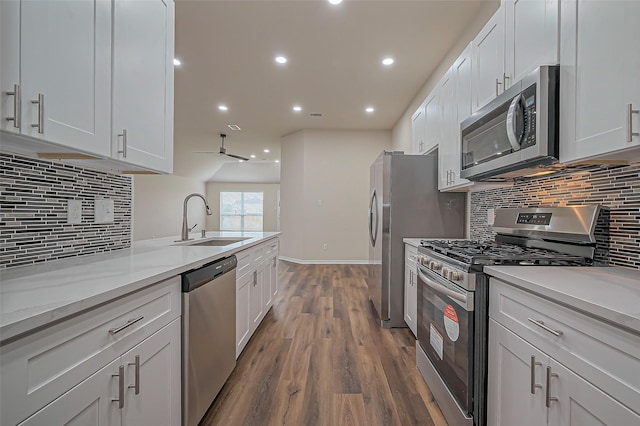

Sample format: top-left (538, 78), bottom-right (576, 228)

top-left (415, 206), bottom-right (608, 426)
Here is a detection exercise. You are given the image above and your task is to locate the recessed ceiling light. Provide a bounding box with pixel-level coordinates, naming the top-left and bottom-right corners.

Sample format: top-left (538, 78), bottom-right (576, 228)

top-left (382, 57), bottom-right (394, 66)
top-left (238, 159), bottom-right (244, 163)
top-left (328, 0), bottom-right (343, 5)
top-left (275, 56), bottom-right (287, 64)
top-left (173, 58), bottom-right (181, 66)
top-left (264, 149), bottom-right (270, 153)
top-left (250, 154), bottom-right (256, 159)
top-left (218, 105), bottom-right (228, 111)
top-left (275, 160), bottom-right (280, 163)
top-left (293, 105), bottom-right (302, 112)
top-left (365, 107), bottom-right (375, 113)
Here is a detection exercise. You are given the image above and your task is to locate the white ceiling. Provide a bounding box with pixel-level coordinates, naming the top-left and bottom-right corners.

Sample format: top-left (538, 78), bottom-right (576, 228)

top-left (173, 0), bottom-right (490, 182)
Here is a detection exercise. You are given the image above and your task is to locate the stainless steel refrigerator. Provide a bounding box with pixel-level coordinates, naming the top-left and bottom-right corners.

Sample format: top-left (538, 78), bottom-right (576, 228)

top-left (367, 150), bottom-right (466, 328)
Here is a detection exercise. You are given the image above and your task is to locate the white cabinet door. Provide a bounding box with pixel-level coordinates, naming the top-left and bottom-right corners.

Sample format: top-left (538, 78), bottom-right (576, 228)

top-left (451, 44), bottom-right (473, 188)
top-left (263, 257), bottom-right (273, 311)
top-left (18, 358), bottom-right (122, 426)
top-left (487, 319), bottom-right (548, 426)
top-left (250, 266), bottom-right (265, 332)
top-left (411, 104), bottom-right (426, 154)
top-left (472, 6), bottom-right (505, 111)
top-left (560, 0), bottom-right (640, 163)
top-left (20, 0), bottom-right (112, 156)
top-left (112, 0), bottom-right (174, 173)
top-left (0, 0), bottom-right (20, 134)
top-left (121, 319), bottom-right (181, 426)
top-left (269, 253), bottom-right (279, 302)
top-left (504, 0), bottom-right (559, 87)
top-left (438, 67), bottom-right (456, 190)
top-left (423, 88), bottom-right (440, 154)
top-left (404, 262), bottom-right (413, 334)
top-left (548, 358), bottom-right (640, 426)
top-left (236, 272), bottom-right (252, 358)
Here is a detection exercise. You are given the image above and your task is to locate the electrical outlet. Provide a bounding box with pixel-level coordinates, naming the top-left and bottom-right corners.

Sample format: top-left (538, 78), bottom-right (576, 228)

top-left (487, 208), bottom-right (495, 226)
top-left (95, 199), bottom-right (115, 224)
top-left (67, 200), bottom-right (82, 224)
top-left (317, 199), bottom-right (322, 206)
top-left (323, 243), bottom-right (328, 250)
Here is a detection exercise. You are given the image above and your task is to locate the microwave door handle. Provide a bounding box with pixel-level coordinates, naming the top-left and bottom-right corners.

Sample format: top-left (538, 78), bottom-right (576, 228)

top-left (506, 94), bottom-right (523, 152)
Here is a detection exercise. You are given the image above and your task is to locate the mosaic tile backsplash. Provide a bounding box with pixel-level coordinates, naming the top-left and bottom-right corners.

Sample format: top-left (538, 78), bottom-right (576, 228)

top-left (1, 153), bottom-right (132, 269)
top-left (470, 164), bottom-right (640, 270)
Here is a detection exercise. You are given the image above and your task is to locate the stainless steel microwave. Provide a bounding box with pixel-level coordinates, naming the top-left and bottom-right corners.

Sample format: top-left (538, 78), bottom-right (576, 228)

top-left (460, 65), bottom-right (559, 181)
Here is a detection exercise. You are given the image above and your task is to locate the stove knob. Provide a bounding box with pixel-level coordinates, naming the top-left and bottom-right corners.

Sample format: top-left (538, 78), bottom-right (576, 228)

top-left (442, 268), bottom-right (450, 279)
top-left (450, 270), bottom-right (462, 281)
top-left (430, 261), bottom-right (442, 271)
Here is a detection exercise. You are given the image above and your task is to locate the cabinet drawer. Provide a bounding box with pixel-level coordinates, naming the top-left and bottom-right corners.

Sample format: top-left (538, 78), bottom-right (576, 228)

top-left (264, 239), bottom-right (278, 256)
top-left (490, 278), bottom-right (640, 412)
top-left (0, 277), bottom-right (181, 426)
top-left (252, 245), bottom-right (265, 264)
top-left (236, 248), bottom-right (253, 278)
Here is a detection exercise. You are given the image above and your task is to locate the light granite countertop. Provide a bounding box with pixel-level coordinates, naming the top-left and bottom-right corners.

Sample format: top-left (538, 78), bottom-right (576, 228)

top-left (485, 266), bottom-right (640, 335)
top-left (403, 238), bottom-right (424, 248)
top-left (0, 232), bottom-right (279, 343)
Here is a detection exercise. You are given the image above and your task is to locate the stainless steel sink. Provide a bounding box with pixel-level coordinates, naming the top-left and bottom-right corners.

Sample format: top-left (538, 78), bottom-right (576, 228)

top-left (185, 238), bottom-right (250, 247)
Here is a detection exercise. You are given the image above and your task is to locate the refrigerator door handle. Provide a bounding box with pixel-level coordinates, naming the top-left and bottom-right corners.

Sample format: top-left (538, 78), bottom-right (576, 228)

top-left (369, 189), bottom-right (378, 247)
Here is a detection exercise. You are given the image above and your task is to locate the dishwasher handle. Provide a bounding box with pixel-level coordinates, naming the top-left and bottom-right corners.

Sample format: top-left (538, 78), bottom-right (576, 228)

top-left (181, 255), bottom-right (237, 292)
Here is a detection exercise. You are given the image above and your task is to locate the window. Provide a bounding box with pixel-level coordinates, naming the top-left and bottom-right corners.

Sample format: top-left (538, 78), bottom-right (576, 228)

top-left (220, 192), bottom-right (264, 231)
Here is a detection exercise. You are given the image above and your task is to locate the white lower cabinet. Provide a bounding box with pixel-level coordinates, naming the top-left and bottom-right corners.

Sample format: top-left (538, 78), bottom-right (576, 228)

top-left (403, 243), bottom-right (418, 336)
top-left (2, 277), bottom-right (181, 426)
top-left (488, 278), bottom-right (640, 425)
top-left (19, 319), bottom-right (181, 426)
top-left (235, 237), bottom-right (279, 359)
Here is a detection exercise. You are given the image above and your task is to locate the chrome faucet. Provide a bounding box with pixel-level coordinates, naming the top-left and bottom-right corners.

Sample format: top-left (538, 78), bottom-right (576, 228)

top-left (180, 193), bottom-right (212, 241)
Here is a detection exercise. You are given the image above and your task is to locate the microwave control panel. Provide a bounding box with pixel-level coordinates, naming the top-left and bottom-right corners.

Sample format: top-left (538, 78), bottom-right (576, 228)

top-left (521, 84), bottom-right (537, 149)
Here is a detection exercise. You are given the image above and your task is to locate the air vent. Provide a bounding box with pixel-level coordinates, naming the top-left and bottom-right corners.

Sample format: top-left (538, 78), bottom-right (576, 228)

top-left (309, 113), bottom-right (323, 117)
top-left (227, 124), bottom-right (241, 131)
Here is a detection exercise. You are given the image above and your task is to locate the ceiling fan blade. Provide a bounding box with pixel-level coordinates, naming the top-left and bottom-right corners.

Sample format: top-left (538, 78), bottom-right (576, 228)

top-left (193, 150), bottom-right (220, 154)
top-left (225, 152), bottom-right (250, 161)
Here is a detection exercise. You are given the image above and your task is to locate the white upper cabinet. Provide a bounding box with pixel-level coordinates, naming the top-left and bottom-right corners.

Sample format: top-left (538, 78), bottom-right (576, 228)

top-left (438, 67), bottom-right (456, 190)
top-left (423, 87), bottom-right (440, 154)
top-left (473, 1), bottom-right (559, 111)
top-left (560, 0), bottom-right (640, 164)
top-left (19, 0), bottom-right (112, 156)
top-left (411, 103), bottom-right (426, 154)
top-left (472, 6), bottom-right (505, 111)
top-left (1, 0), bottom-right (20, 135)
top-left (112, 0), bottom-right (174, 173)
top-left (504, 0), bottom-right (559, 86)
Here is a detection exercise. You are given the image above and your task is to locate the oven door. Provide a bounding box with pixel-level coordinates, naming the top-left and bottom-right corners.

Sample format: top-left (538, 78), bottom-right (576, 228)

top-left (417, 263), bottom-right (474, 415)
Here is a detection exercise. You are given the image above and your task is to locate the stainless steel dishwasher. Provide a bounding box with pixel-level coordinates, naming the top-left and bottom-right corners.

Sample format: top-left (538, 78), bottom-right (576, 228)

top-left (182, 255), bottom-right (237, 426)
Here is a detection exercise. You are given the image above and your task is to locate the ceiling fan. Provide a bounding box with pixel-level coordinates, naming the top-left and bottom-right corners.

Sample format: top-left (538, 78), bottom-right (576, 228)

top-left (195, 133), bottom-right (249, 161)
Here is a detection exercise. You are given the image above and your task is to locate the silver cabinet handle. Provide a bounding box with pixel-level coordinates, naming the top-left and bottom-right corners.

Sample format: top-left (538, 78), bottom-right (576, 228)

top-left (109, 316), bottom-right (144, 335)
top-left (530, 356), bottom-right (543, 394)
top-left (527, 318), bottom-right (563, 337)
top-left (545, 366), bottom-right (559, 407)
top-left (118, 129), bottom-right (128, 158)
top-left (253, 270), bottom-right (257, 286)
top-left (112, 365), bottom-right (125, 409)
top-left (503, 73), bottom-right (510, 89)
top-left (495, 78), bottom-right (502, 97)
top-left (31, 93), bottom-right (44, 134)
top-left (128, 355), bottom-right (140, 395)
top-left (450, 170), bottom-right (455, 184)
top-left (5, 83), bottom-right (21, 128)
top-left (273, 256), bottom-right (277, 267)
top-left (628, 104), bottom-right (639, 142)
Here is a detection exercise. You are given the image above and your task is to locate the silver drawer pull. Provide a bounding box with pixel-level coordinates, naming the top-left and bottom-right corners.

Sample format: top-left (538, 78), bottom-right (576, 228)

top-left (128, 355), bottom-right (140, 395)
top-left (111, 365), bottom-right (125, 409)
top-left (546, 366), bottom-right (559, 408)
top-left (31, 93), bottom-right (44, 134)
top-left (530, 356), bottom-right (543, 394)
top-left (109, 316), bottom-right (145, 335)
top-left (527, 318), bottom-right (563, 337)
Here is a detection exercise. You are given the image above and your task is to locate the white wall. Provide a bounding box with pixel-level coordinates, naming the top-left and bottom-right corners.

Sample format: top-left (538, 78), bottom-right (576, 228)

top-left (205, 182), bottom-right (280, 231)
top-left (391, 1), bottom-right (499, 152)
top-left (280, 129), bottom-right (391, 263)
top-left (132, 174), bottom-right (206, 240)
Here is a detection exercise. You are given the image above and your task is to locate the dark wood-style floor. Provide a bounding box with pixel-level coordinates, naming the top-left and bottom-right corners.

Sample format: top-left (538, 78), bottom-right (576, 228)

top-left (201, 262), bottom-right (446, 426)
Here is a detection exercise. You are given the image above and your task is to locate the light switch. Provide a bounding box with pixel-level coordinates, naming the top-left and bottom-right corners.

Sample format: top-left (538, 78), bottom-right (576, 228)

top-left (67, 200), bottom-right (82, 224)
top-left (95, 199), bottom-right (115, 224)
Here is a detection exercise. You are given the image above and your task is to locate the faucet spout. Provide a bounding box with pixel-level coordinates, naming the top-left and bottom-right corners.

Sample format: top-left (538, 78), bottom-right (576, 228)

top-left (181, 193), bottom-right (212, 241)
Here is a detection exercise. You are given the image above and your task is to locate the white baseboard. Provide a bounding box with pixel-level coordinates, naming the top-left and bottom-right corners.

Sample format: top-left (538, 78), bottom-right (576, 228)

top-left (279, 256), bottom-right (371, 265)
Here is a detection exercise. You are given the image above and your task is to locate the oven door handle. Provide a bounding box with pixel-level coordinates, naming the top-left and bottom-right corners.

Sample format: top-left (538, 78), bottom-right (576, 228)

top-left (417, 268), bottom-right (472, 310)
